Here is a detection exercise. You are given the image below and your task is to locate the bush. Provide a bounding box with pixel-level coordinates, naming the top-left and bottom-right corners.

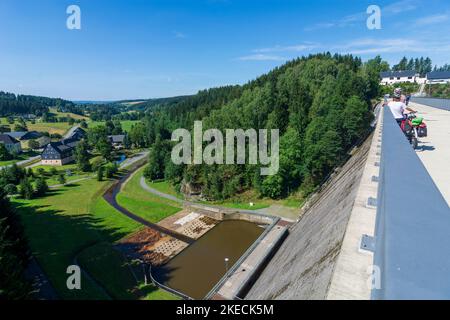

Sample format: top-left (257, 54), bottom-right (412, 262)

top-left (4, 184), bottom-right (17, 195)
top-left (34, 178), bottom-right (48, 197)
top-left (19, 178), bottom-right (34, 200)
top-left (104, 163), bottom-right (118, 179)
top-left (28, 139), bottom-right (40, 150)
top-left (49, 167), bottom-right (58, 176)
top-left (58, 174), bottom-right (66, 185)
top-left (91, 157), bottom-right (105, 171)
top-left (97, 166), bottom-right (104, 181)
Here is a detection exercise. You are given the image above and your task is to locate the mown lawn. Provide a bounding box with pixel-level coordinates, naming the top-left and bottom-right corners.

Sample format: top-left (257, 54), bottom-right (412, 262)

top-left (116, 167), bottom-right (182, 223)
top-left (146, 179), bottom-right (183, 199)
top-left (12, 178), bottom-right (175, 300)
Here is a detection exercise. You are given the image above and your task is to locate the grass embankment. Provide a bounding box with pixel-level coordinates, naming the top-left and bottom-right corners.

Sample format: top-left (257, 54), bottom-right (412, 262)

top-left (0, 151), bottom-right (39, 167)
top-left (12, 178), bottom-right (177, 300)
top-left (116, 167), bottom-right (182, 223)
top-left (145, 179), bottom-right (303, 210)
top-left (147, 180), bottom-right (183, 199)
top-left (206, 193), bottom-right (303, 211)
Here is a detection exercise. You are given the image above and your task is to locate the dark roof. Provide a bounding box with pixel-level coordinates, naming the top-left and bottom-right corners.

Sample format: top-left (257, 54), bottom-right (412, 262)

top-left (6, 131), bottom-right (27, 139)
top-left (6, 131), bottom-right (43, 140)
top-left (67, 127), bottom-right (87, 140)
top-left (108, 135), bottom-right (125, 143)
top-left (426, 71), bottom-right (450, 80)
top-left (380, 70), bottom-right (417, 78)
top-left (46, 138), bottom-right (79, 154)
top-left (0, 134), bottom-right (19, 145)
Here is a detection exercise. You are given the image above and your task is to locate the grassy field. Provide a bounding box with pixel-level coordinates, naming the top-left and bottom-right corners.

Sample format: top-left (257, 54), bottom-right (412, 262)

top-left (12, 178), bottom-right (176, 300)
top-left (26, 122), bottom-right (71, 135)
top-left (88, 120), bottom-right (140, 132)
top-left (117, 168), bottom-right (182, 223)
top-left (0, 117), bottom-right (72, 135)
top-left (48, 107), bottom-right (89, 121)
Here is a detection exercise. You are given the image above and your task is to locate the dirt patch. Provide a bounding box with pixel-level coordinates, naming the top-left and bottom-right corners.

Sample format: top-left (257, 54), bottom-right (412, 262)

top-left (116, 228), bottom-right (169, 266)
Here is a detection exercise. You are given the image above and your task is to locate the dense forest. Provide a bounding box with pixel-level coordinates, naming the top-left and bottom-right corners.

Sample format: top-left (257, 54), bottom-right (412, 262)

top-left (0, 187), bottom-right (31, 299)
top-left (0, 92), bottom-right (74, 117)
top-left (140, 53), bottom-right (384, 200)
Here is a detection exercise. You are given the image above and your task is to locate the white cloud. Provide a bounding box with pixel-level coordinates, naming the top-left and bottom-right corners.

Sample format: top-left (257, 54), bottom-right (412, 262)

top-left (253, 43), bottom-right (319, 53)
top-left (333, 37), bottom-right (450, 56)
top-left (334, 38), bottom-right (422, 54)
top-left (415, 14), bottom-right (449, 26)
top-left (173, 31), bottom-right (187, 39)
top-left (237, 54), bottom-right (286, 61)
top-left (384, 0), bottom-right (418, 14)
top-left (304, 0), bottom-right (419, 32)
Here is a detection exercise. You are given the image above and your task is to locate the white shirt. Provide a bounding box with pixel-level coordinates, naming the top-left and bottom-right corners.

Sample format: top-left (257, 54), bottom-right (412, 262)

top-left (387, 101), bottom-right (407, 120)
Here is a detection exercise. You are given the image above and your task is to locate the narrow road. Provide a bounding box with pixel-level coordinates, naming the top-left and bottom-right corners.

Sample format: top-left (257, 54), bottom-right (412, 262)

top-left (103, 166), bottom-right (195, 244)
top-left (119, 151), bottom-right (149, 169)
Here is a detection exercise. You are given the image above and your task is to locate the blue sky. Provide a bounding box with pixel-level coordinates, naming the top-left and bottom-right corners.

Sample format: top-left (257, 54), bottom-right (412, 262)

top-left (1, 0), bottom-right (450, 100)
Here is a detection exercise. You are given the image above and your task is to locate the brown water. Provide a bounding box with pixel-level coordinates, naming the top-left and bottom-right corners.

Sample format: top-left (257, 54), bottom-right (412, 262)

top-left (153, 220), bottom-right (265, 299)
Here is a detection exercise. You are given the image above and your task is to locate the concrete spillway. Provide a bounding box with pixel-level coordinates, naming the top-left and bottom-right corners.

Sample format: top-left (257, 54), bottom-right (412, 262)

top-left (246, 134), bottom-right (373, 300)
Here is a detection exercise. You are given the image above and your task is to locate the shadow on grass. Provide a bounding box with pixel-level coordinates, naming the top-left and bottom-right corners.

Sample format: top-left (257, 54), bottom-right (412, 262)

top-left (11, 196), bottom-right (148, 300)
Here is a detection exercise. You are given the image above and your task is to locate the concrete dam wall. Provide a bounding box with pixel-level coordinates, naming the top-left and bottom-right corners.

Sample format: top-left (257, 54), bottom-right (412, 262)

top-left (246, 134), bottom-right (373, 300)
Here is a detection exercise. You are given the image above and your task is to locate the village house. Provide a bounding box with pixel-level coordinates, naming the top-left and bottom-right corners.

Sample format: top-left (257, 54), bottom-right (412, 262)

top-left (41, 127), bottom-right (87, 166)
top-left (380, 70), bottom-right (418, 85)
top-left (6, 131), bottom-right (50, 149)
top-left (108, 135), bottom-right (126, 149)
top-left (0, 134), bottom-right (22, 154)
top-left (426, 71), bottom-right (450, 84)
top-left (41, 138), bottom-right (80, 166)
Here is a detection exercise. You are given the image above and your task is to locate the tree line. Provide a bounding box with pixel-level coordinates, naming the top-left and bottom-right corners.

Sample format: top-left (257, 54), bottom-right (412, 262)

top-left (0, 91), bottom-right (74, 117)
top-left (392, 56), bottom-right (433, 76)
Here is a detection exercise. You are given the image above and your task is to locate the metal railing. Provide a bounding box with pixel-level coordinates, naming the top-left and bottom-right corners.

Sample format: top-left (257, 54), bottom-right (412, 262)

top-left (410, 97), bottom-right (450, 111)
top-left (148, 264), bottom-right (194, 300)
top-left (371, 108), bottom-right (450, 299)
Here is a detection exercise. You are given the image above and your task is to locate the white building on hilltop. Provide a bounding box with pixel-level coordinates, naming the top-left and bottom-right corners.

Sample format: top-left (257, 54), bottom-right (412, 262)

top-left (380, 70), bottom-right (418, 85)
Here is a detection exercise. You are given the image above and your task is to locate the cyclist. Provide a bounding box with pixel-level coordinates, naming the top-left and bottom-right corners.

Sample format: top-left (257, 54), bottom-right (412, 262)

top-left (386, 88), bottom-right (416, 126)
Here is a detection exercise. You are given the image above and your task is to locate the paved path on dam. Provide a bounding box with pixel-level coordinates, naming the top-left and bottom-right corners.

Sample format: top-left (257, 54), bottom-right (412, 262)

top-left (410, 102), bottom-right (450, 206)
top-left (139, 176), bottom-right (297, 220)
